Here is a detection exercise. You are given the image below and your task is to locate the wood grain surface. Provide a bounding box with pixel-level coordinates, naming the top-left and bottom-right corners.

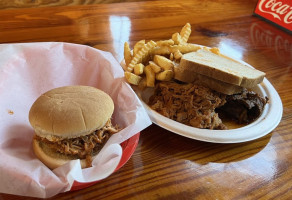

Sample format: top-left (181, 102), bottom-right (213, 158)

top-left (0, 0), bottom-right (291, 199)
top-left (0, 0), bottom-right (155, 10)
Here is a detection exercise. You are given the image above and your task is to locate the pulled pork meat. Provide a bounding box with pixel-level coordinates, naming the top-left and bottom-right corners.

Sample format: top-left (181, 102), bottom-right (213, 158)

top-left (148, 81), bottom-right (268, 130)
top-left (148, 81), bottom-right (227, 130)
top-left (35, 119), bottom-right (120, 168)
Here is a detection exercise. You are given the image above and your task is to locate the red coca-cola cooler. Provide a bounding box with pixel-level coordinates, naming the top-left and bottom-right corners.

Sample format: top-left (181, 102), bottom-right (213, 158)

top-left (254, 0), bottom-right (292, 33)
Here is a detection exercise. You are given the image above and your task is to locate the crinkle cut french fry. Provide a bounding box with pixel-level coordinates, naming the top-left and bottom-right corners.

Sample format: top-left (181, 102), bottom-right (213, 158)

top-left (151, 46), bottom-right (171, 55)
top-left (156, 70), bottom-right (174, 81)
top-left (134, 63), bottom-right (145, 75)
top-left (173, 49), bottom-right (183, 60)
top-left (151, 43), bottom-right (201, 56)
top-left (154, 55), bottom-right (174, 70)
top-left (127, 40), bottom-right (157, 72)
top-left (180, 23), bottom-right (191, 43)
top-left (149, 61), bottom-right (161, 73)
top-left (170, 44), bottom-right (201, 54)
top-left (172, 32), bottom-right (184, 45)
top-left (133, 40), bottom-right (145, 56)
top-left (124, 42), bottom-right (132, 66)
top-left (124, 71), bottom-right (142, 85)
top-left (144, 65), bottom-right (155, 87)
top-left (157, 39), bottom-right (174, 46)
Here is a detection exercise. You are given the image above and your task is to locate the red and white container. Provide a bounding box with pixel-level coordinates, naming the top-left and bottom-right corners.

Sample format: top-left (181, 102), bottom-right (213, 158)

top-left (254, 0), bottom-right (292, 33)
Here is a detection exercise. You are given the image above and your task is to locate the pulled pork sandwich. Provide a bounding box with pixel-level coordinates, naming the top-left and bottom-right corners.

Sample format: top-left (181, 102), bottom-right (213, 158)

top-left (29, 85), bottom-right (120, 169)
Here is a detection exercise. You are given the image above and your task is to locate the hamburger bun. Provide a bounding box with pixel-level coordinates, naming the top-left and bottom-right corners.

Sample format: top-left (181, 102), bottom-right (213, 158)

top-left (29, 85), bottom-right (115, 169)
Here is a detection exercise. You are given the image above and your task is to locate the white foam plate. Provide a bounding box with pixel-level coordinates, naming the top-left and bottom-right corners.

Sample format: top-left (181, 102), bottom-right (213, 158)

top-left (127, 54), bottom-right (282, 143)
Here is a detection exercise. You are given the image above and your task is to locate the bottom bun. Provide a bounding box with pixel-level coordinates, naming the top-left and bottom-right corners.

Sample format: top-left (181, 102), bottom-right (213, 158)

top-left (33, 138), bottom-right (94, 169)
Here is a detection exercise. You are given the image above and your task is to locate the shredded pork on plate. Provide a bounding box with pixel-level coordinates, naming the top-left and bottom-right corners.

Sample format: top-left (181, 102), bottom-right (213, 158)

top-left (148, 81), bottom-right (227, 130)
top-left (35, 119), bottom-right (120, 168)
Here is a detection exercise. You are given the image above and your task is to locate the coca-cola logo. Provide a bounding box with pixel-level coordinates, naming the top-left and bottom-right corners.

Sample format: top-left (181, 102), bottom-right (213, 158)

top-left (258, 0), bottom-right (292, 24)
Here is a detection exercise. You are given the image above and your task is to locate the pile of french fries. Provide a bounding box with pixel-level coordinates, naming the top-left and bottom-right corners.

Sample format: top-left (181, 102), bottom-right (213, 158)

top-left (123, 23), bottom-right (202, 88)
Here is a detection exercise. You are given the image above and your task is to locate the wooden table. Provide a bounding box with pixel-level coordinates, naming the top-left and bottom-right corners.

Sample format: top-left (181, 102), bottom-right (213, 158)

top-left (0, 0), bottom-right (291, 199)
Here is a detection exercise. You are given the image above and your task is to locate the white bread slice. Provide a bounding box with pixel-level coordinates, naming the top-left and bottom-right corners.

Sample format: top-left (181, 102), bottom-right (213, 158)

top-left (174, 65), bottom-right (243, 95)
top-left (179, 49), bottom-right (265, 88)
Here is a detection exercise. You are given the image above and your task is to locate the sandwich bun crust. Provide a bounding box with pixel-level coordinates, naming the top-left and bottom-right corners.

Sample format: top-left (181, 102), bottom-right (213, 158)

top-left (29, 85), bottom-right (114, 140)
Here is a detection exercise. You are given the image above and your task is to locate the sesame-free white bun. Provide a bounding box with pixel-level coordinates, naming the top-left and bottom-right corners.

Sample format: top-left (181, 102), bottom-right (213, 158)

top-left (29, 85), bottom-right (114, 140)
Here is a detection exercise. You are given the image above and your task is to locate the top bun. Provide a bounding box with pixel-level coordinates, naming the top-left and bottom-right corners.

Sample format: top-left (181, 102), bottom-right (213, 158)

top-left (29, 85), bottom-right (114, 140)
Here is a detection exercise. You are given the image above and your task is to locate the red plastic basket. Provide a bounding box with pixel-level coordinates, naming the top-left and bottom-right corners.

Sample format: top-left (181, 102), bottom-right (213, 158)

top-left (70, 132), bottom-right (140, 191)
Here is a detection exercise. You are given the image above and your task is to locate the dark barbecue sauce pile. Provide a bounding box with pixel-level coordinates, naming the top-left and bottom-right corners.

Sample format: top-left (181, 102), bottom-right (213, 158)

top-left (216, 89), bottom-right (268, 124)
